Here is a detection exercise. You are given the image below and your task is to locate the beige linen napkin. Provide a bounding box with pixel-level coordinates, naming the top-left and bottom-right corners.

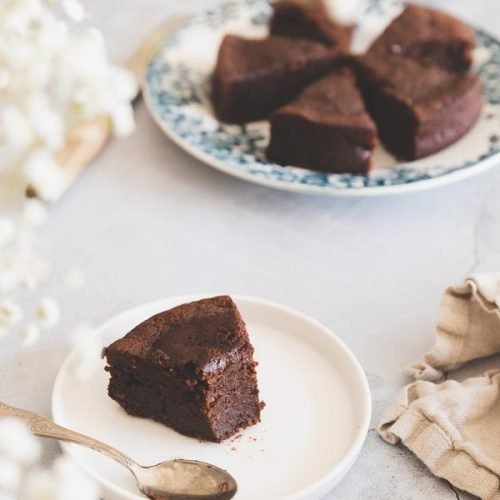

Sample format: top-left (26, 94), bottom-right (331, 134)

top-left (408, 274), bottom-right (500, 381)
top-left (379, 274), bottom-right (500, 500)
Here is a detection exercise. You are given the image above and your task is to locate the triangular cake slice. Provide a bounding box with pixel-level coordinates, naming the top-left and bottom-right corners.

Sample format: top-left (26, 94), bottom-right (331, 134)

top-left (368, 4), bottom-right (475, 72)
top-left (270, 0), bottom-right (354, 50)
top-left (104, 296), bottom-right (264, 442)
top-left (357, 53), bottom-right (482, 160)
top-left (267, 67), bottom-right (377, 174)
top-left (212, 34), bottom-right (343, 123)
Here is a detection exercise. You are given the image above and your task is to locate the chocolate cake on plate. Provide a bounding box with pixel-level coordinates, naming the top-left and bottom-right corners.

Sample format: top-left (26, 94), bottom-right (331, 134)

top-left (270, 0), bottom-right (354, 50)
top-left (368, 4), bottom-right (475, 72)
top-left (103, 295), bottom-right (264, 443)
top-left (212, 34), bottom-right (343, 123)
top-left (357, 53), bottom-right (482, 160)
top-left (267, 67), bottom-right (377, 174)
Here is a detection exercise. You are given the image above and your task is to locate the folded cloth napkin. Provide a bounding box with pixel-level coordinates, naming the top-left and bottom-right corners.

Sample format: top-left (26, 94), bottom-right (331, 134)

top-left (379, 273), bottom-right (500, 500)
top-left (408, 273), bottom-right (500, 381)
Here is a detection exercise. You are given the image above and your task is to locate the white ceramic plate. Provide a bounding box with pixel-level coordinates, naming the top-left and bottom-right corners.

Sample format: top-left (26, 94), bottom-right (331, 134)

top-left (144, 0), bottom-right (500, 196)
top-left (52, 295), bottom-right (371, 500)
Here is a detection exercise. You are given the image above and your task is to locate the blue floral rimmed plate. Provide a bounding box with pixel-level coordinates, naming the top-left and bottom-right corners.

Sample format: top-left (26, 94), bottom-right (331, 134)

top-left (144, 0), bottom-right (500, 196)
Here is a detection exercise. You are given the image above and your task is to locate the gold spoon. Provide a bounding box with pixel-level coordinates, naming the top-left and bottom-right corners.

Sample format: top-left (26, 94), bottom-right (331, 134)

top-left (0, 401), bottom-right (237, 500)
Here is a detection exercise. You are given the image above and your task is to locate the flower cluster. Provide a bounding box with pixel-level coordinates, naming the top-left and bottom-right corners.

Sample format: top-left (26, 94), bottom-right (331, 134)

top-left (0, 0), bottom-right (136, 202)
top-left (0, 0), bottom-right (135, 344)
top-left (0, 1), bottom-right (136, 495)
top-left (0, 198), bottom-right (58, 345)
top-left (0, 418), bottom-right (100, 500)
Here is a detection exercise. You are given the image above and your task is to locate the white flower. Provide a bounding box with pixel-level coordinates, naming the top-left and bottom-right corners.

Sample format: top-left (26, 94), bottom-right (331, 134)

top-left (0, 0), bottom-right (43, 34)
top-left (110, 67), bottom-right (137, 102)
top-left (0, 419), bottom-right (100, 499)
top-left (110, 104), bottom-right (135, 138)
top-left (52, 457), bottom-right (99, 500)
top-left (0, 2), bottom-right (127, 495)
top-left (60, 0), bottom-right (86, 23)
top-left (23, 149), bottom-right (67, 203)
top-left (0, 298), bottom-right (23, 326)
top-left (0, 223), bottom-right (51, 294)
top-left (0, 218), bottom-right (15, 248)
top-left (34, 17), bottom-right (67, 58)
top-left (1, 105), bottom-right (34, 149)
top-left (21, 468), bottom-right (57, 500)
top-left (22, 200), bottom-right (48, 227)
top-left (0, 457), bottom-right (22, 492)
top-left (0, 0), bottom-right (135, 203)
top-left (19, 323), bottom-right (41, 347)
top-left (26, 96), bottom-right (65, 151)
top-left (63, 269), bottom-right (85, 290)
top-left (85, 28), bottom-right (103, 45)
top-left (17, 253), bottom-right (51, 289)
top-left (35, 297), bottom-right (60, 329)
top-left (0, 418), bottom-right (40, 466)
top-left (20, 457), bottom-right (100, 500)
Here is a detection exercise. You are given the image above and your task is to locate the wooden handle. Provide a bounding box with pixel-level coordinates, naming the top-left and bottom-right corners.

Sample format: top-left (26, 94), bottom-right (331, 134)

top-left (27, 116), bottom-right (112, 202)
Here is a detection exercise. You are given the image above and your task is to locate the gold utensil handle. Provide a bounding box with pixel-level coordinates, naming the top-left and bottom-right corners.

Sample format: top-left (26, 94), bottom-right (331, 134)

top-left (0, 400), bottom-right (132, 469)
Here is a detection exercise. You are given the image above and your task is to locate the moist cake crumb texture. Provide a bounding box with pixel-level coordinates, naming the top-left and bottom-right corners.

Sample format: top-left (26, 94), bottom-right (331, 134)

top-left (103, 295), bottom-right (264, 442)
top-left (267, 67), bottom-right (377, 173)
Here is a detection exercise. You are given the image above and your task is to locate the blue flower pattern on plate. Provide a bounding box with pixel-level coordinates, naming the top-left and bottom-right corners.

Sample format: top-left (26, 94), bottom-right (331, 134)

top-left (145, 0), bottom-right (500, 193)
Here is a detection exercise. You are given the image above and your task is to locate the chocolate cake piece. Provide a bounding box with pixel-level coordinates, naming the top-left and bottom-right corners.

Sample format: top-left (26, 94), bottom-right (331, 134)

top-left (212, 34), bottom-right (343, 123)
top-left (270, 0), bottom-right (354, 50)
top-left (267, 67), bottom-right (377, 174)
top-left (368, 4), bottom-right (475, 72)
top-left (103, 296), bottom-right (264, 443)
top-left (357, 53), bottom-right (482, 160)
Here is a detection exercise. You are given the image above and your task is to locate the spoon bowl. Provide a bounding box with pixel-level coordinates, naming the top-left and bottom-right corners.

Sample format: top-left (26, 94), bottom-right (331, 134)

top-left (133, 459), bottom-right (237, 499)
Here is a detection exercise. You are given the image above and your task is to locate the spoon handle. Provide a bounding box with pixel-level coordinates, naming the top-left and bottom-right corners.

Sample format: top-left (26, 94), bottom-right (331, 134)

top-left (0, 400), bottom-right (133, 470)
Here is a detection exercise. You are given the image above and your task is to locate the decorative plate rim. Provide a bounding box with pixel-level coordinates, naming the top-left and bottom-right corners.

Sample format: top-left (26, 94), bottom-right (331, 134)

top-left (144, 0), bottom-right (500, 197)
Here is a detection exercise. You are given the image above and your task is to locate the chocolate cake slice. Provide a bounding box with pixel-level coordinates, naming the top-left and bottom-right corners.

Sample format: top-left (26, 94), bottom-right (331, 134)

top-left (368, 4), bottom-right (475, 72)
top-left (267, 67), bottom-right (377, 174)
top-left (357, 53), bottom-right (482, 160)
top-left (270, 0), bottom-right (354, 50)
top-left (103, 296), bottom-right (264, 442)
top-left (212, 34), bottom-right (343, 123)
